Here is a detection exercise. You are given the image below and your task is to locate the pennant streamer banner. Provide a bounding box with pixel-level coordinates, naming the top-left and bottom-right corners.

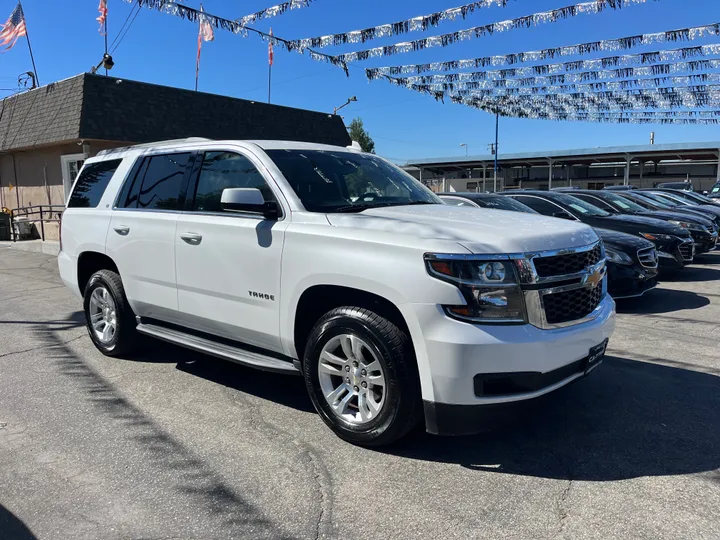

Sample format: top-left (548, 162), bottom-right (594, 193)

top-left (124, 0), bottom-right (348, 73)
top-left (331, 0), bottom-right (657, 63)
top-left (417, 74), bottom-right (720, 96)
top-left (450, 89), bottom-right (718, 112)
top-left (365, 23), bottom-right (720, 78)
top-left (237, 0), bottom-right (317, 26)
top-left (289, 0), bottom-right (510, 49)
top-left (382, 58), bottom-right (720, 88)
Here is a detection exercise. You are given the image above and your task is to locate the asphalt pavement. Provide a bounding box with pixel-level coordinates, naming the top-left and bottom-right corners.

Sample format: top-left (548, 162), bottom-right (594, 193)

top-left (1, 247), bottom-right (718, 540)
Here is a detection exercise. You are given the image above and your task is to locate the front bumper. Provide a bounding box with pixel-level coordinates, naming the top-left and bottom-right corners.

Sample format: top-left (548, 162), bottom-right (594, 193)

top-left (607, 261), bottom-right (659, 299)
top-left (691, 231), bottom-right (718, 254)
top-left (407, 295), bottom-right (616, 435)
top-left (657, 238), bottom-right (694, 270)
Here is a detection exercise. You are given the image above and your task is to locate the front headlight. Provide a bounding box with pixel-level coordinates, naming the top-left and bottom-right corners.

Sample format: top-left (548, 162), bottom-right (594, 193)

top-left (640, 232), bottom-right (676, 242)
top-left (425, 256), bottom-right (526, 324)
top-left (605, 248), bottom-right (634, 265)
top-left (668, 220), bottom-right (706, 232)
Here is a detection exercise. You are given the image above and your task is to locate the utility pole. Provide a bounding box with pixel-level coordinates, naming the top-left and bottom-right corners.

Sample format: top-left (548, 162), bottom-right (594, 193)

top-left (493, 109), bottom-right (499, 192)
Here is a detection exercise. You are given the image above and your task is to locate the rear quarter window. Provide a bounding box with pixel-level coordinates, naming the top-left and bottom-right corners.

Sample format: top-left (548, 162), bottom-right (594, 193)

top-left (67, 159), bottom-right (123, 208)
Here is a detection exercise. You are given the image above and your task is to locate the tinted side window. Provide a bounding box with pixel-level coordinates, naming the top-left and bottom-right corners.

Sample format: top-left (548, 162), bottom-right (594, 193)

top-left (575, 194), bottom-right (613, 211)
top-left (137, 153), bottom-right (191, 210)
top-left (512, 196), bottom-right (563, 216)
top-left (68, 159), bottom-right (122, 208)
top-left (192, 151), bottom-right (274, 212)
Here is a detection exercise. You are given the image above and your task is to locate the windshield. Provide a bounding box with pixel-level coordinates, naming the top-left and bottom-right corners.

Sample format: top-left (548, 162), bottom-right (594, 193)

top-left (680, 191), bottom-right (714, 204)
top-left (265, 149), bottom-right (440, 212)
top-left (477, 195), bottom-right (538, 213)
top-left (602, 192), bottom-right (647, 213)
top-left (629, 192), bottom-right (672, 209)
top-left (640, 191), bottom-right (681, 207)
top-left (551, 193), bottom-right (611, 217)
top-left (652, 192), bottom-right (692, 206)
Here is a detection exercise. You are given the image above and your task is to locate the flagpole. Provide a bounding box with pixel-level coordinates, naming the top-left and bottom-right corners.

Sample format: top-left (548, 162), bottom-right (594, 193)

top-left (104, 4), bottom-right (108, 76)
top-left (268, 63), bottom-right (272, 104)
top-left (18, 2), bottom-right (39, 86)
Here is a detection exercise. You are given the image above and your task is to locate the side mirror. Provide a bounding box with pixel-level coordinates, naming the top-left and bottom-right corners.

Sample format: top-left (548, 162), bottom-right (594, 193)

top-left (220, 188), bottom-right (279, 220)
top-left (702, 191), bottom-right (709, 196)
top-left (552, 211), bottom-right (575, 220)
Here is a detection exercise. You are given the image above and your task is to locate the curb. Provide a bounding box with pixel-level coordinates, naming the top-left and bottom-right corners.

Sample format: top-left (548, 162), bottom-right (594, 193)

top-left (0, 240), bottom-right (60, 257)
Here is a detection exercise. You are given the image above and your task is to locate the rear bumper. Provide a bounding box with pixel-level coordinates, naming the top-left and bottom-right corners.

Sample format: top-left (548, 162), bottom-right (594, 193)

top-left (57, 250), bottom-right (82, 299)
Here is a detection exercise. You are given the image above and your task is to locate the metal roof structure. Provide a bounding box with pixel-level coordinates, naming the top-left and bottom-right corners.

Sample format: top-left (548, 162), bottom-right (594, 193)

top-left (406, 141), bottom-right (720, 171)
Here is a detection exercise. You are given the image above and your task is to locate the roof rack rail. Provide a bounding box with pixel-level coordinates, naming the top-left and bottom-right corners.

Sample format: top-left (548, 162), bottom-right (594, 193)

top-left (97, 137), bottom-right (212, 156)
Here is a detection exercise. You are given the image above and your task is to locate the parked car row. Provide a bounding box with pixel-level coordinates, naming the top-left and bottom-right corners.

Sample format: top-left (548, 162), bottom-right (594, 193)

top-left (440, 188), bottom-right (718, 300)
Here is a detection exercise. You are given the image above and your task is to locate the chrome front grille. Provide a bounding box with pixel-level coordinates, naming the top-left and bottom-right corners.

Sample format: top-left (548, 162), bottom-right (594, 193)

top-left (638, 247), bottom-right (659, 269)
top-left (518, 241), bottom-right (607, 329)
top-left (543, 285), bottom-right (604, 325)
top-left (532, 244), bottom-right (603, 278)
top-left (679, 241), bottom-right (695, 261)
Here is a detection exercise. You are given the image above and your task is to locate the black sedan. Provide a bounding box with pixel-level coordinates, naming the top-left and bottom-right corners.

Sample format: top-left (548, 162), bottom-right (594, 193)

top-left (638, 190), bottom-right (720, 224)
top-left (563, 189), bottom-right (718, 255)
top-left (650, 188), bottom-right (720, 208)
top-left (503, 190), bottom-right (694, 270)
top-left (618, 190), bottom-right (720, 228)
top-left (440, 193), bottom-right (660, 298)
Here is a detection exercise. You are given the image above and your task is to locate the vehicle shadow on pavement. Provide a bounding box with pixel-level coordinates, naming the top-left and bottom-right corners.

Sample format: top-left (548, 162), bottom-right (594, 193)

top-left (30, 324), bottom-right (297, 540)
top-left (615, 288), bottom-right (709, 314)
top-left (0, 504), bottom-right (38, 540)
top-left (177, 358), bottom-right (315, 413)
top-left (661, 267), bottom-right (720, 282)
top-left (388, 356), bottom-right (720, 482)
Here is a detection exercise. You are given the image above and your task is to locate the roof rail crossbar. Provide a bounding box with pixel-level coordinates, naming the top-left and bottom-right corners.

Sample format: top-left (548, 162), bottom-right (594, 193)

top-left (97, 137), bottom-right (212, 156)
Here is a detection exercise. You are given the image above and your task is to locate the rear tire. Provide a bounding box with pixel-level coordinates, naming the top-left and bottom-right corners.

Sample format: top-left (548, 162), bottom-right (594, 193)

top-left (303, 306), bottom-right (421, 447)
top-left (83, 269), bottom-right (137, 357)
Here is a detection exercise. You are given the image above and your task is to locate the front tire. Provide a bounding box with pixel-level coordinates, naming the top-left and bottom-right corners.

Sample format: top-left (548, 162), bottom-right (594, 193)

top-left (303, 307), bottom-right (421, 447)
top-left (83, 269), bottom-right (137, 357)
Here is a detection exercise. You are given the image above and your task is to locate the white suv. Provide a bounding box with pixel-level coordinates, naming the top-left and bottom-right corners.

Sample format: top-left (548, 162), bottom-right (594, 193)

top-left (59, 138), bottom-right (615, 446)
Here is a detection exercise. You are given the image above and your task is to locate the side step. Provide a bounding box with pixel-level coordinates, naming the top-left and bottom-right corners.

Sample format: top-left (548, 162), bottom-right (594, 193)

top-left (136, 322), bottom-right (300, 375)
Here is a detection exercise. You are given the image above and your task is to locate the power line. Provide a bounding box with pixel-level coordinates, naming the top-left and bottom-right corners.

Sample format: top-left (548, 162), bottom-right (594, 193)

top-left (108, 3), bottom-right (139, 51)
top-left (110, 4), bottom-right (141, 54)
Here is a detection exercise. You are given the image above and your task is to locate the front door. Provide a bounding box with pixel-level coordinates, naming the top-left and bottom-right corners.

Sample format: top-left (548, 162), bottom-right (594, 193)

top-left (174, 149), bottom-right (289, 353)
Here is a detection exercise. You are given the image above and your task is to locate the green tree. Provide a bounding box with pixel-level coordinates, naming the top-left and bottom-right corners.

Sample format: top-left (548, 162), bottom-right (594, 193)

top-left (348, 118), bottom-right (376, 154)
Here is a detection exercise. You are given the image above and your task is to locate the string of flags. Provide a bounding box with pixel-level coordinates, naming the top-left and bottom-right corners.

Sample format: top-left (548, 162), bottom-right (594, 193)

top-left (83, 0), bottom-right (720, 125)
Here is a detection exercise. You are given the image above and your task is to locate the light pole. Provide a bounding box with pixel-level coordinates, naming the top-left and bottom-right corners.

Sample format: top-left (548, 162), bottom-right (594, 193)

top-left (334, 96), bottom-right (358, 115)
top-left (460, 143), bottom-right (468, 157)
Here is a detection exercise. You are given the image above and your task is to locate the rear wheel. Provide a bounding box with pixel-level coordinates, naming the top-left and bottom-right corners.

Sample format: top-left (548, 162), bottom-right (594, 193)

top-left (303, 306), bottom-right (421, 447)
top-left (83, 269), bottom-right (137, 357)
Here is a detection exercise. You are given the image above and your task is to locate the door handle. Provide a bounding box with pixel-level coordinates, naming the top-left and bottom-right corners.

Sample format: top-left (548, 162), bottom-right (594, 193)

top-left (180, 233), bottom-right (203, 246)
top-left (113, 226), bottom-right (130, 236)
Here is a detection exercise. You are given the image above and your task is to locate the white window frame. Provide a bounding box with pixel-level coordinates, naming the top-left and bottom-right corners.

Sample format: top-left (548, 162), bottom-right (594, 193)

top-left (61, 153), bottom-right (86, 204)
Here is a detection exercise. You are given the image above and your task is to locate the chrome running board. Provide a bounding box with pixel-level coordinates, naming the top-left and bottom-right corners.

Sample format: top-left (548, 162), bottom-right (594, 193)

top-left (136, 321), bottom-right (299, 375)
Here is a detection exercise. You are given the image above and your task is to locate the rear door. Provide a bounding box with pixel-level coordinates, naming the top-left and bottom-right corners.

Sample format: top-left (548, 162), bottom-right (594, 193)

top-left (106, 151), bottom-right (194, 322)
top-left (174, 148), bottom-right (290, 352)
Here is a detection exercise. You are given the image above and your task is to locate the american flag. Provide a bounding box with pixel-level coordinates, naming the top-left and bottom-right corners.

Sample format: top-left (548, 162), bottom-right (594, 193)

top-left (97, 0), bottom-right (108, 35)
top-left (195, 6), bottom-right (214, 90)
top-left (268, 28), bottom-right (274, 67)
top-left (0, 3), bottom-right (27, 51)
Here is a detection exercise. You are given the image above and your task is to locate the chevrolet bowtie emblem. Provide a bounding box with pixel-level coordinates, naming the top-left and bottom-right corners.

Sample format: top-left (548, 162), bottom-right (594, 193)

top-left (585, 268), bottom-right (604, 288)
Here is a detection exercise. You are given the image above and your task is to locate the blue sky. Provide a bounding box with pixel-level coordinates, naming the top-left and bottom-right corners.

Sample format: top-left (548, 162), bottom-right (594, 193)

top-left (1, 0), bottom-right (718, 161)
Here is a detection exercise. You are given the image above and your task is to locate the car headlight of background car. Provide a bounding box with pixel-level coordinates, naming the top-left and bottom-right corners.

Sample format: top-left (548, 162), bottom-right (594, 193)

top-left (425, 256), bottom-right (526, 324)
top-left (605, 248), bottom-right (634, 266)
top-left (668, 220), bottom-right (707, 232)
top-left (640, 232), bottom-right (678, 242)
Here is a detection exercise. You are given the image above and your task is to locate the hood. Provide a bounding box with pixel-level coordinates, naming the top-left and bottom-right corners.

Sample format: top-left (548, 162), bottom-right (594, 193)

top-left (638, 210), bottom-right (714, 227)
top-left (326, 205), bottom-right (598, 254)
top-left (595, 228), bottom-right (654, 251)
top-left (604, 214), bottom-right (687, 235)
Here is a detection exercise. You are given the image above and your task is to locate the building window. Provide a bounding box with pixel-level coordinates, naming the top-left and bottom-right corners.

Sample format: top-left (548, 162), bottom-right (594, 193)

top-left (61, 153), bottom-right (86, 204)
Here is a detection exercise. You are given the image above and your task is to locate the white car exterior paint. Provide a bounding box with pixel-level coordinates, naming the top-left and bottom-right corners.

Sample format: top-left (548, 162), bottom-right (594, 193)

top-left (59, 139), bottom-right (616, 425)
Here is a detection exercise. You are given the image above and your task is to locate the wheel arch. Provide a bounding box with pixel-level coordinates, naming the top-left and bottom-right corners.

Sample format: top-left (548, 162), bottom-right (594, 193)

top-left (77, 251), bottom-right (119, 296)
top-left (292, 284), bottom-right (413, 366)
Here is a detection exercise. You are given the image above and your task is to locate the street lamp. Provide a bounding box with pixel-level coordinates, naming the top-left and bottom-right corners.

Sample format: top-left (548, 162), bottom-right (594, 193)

top-left (460, 143), bottom-right (468, 157)
top-left (334, 96), bottom-right (358, 115)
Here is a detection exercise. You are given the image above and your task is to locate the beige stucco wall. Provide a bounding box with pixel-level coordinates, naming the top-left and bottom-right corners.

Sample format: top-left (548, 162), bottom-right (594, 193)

top-left (0, 141), bottom-right (129, 240)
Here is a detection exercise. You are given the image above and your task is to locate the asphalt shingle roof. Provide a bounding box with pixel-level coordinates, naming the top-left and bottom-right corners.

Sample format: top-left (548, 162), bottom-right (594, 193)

top-left (0, 73), bottom-right (351, 152)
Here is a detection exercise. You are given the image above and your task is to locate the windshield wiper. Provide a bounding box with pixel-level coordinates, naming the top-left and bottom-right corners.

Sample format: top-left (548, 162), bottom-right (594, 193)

top-left (329, 201), bottom-right (435, 213)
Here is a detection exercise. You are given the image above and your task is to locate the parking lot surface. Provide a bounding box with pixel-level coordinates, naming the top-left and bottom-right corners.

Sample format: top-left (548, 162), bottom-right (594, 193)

top-left (1, 248), bottom-right (718, 540)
